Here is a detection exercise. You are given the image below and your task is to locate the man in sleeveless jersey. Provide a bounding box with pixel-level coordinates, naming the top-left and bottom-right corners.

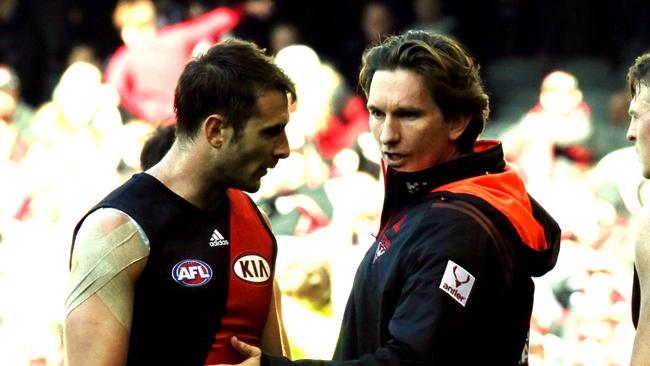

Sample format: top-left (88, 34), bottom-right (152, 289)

top-left (220, 31), bottom-right (561, 366)
top-left (64, 38), bottom-right (296, 365)
top-left (626, 52), bottom-right (650, 365)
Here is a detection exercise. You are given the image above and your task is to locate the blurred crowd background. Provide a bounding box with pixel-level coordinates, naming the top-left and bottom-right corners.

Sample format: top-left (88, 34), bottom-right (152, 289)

top-left (1, 0), bottom-right (650, 365)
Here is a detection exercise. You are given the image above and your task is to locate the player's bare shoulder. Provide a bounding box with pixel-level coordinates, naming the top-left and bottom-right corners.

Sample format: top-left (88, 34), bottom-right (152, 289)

top-left (71, 208), bottom-right (149, 273)
top-left (66, 208), bottom-right (150, 319)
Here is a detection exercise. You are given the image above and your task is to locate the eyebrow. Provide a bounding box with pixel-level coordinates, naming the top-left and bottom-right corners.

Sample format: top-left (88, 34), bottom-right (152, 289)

top-left (261, 121), bottom-right (287, 132)
top-left (393, 107), bottom-right (422, 114)
top-left (367, 104), bottom-right (421, 114)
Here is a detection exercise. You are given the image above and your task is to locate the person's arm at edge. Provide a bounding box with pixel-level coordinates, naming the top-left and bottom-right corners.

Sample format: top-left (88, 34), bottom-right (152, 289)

top-left (257, 208), bottom-right (291, 358)
top-left (64, 211), bottom-right (147, 366)
top-left (161, 0), bottom-right (274, 43)
top-left (260, 279), bottom-right (291, 358)
top-left (161, 5), bottom-right (241, 45)
top-left (631, 206), bottom-right (650, 365)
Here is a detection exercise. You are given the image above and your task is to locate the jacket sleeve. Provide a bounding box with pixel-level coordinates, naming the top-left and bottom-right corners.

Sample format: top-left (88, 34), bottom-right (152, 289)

top-left (263, 207), bottom-right (504, 366)
top-left (383, 207), bottom-right (502, 362)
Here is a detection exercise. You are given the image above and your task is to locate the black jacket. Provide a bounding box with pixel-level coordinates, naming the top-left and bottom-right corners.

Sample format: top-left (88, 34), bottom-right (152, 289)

top-left (265, 141), bottom-right (561, 366)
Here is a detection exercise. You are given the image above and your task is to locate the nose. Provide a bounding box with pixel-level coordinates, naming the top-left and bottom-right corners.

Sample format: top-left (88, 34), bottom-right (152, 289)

top-left (627, 119), bottom-right (637, 142)
top-left (274, 130), bottom-right (290, 159)
top-left (379, 115), bottom-right (399, 146)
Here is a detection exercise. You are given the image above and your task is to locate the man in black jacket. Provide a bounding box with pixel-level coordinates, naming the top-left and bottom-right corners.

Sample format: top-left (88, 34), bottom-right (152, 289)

top-left (220, 30), bottom-right (561, 366)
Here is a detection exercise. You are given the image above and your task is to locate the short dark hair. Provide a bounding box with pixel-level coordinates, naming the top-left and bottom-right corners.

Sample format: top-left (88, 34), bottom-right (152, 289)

top-left (140, 124), bottom-right (176, 170)
top-left (359, 30), bottom-right (489, 153)
top-left (173, 38), bottom-right (296, 140)
top-left (628, 53), bottom-right (650, 99)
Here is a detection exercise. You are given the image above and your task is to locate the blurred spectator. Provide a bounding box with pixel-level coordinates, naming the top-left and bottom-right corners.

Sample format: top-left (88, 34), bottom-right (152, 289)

top-left (105, 0), bottom-right (273, 124)
top-left (155, 0), bottom-right (187, 26)
top-left (340, 1), bottom-right (396, 87)
top-left (590, 86), bottom-right (636, 157)
top-left (588, 146), bottom-right (646, 219)
top-left (0, 65), bottom-right (35, 225)
top-left (275, 44), bottom-right (369, 162)
top-left (266, 149), bottom-right (382, 359)
top-left (274, 238), bottom-right (338, 359)
top-left (19, 61), bottom-right (123, 227)
top-left (610, 87), bottom-right (633, 128)
top-left (66, 0), bottom-right (122, 63)
top-left (115, 118), bottom-right (155, 177)
top-left (67, 44), bottom-right (102, 70)
top-left (495, 68), bottom-right (639, 365)
top-left (405, 0), bottom-right (456, 36)
top-left (139, 122), bottom-right (175, 171)
top-left (0, 62), bottom-right (125, 365)
top-left (274, 45), bottom-right (332, 151)
top-left (259, 46), bottom-right (383, 348)
top-left (562, 252), bottom-right (633, 365)
top-left (503, 70), bottom-right (593, 184)
top-left (359, 2), bottom-right (394, 45)
top-left (269, 22), bottom-right (300, 55)
top-left (0, 64), bottom-right (34, 164)
top-left (257, 143), bottom-right (333, 237)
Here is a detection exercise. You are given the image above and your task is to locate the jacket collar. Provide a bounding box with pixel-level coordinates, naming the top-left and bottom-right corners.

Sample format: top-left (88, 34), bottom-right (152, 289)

top-left (383, 140), bottom-right (506, 202)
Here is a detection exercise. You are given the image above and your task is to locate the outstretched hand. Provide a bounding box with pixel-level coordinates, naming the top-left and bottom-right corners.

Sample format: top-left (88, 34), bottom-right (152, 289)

top-left (214, 337), bottom-right (262, 366)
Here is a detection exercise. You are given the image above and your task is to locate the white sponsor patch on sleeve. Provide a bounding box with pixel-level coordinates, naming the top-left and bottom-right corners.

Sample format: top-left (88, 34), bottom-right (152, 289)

top-left (439, 260), bottom-right (475, 307)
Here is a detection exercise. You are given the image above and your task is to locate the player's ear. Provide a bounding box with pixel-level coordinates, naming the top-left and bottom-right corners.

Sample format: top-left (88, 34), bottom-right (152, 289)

top-left (204, 114), bottom-right (229, 148)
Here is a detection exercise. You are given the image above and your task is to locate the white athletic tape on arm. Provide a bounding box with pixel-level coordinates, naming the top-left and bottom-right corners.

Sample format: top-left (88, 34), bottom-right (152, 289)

top-left (65, 211), bottom-right (149, 329)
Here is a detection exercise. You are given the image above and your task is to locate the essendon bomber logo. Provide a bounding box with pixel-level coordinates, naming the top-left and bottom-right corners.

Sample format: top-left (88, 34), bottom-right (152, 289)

top-left (373, 214), bottom-right (406, 263)
top-left (373, 235), bottom-right (392, 263)
top-left (172, 259), bottom-right (213, 287)
top-left (233, 253), bottom-right (271, 284)
top-left (439, 260), bottom-right (475, 307)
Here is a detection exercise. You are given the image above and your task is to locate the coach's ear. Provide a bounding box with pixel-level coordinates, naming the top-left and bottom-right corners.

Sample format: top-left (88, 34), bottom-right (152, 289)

top-left (204, 114), bottom-right (231, 148)
top-left (448, 114), bottom-right (470, 142)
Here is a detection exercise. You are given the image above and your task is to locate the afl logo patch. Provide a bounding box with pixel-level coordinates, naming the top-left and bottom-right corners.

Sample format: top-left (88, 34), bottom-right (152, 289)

top-left (171, 259), bottom-right (212, 287)
top-left (233, 253), bottom-right (271, 283)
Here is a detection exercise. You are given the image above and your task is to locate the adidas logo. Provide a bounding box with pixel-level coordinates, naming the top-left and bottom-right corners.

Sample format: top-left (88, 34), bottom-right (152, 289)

top-left (209, 229), bottom-right (229, 247)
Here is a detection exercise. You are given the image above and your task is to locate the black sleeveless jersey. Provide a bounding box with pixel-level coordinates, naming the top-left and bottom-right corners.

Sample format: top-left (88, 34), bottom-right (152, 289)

top-left (72, 173), bottom-right (277, 365)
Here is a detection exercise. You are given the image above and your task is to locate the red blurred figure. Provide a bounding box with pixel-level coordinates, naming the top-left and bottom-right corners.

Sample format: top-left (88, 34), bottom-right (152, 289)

top-left (105, 0), bottom-right (273, 124)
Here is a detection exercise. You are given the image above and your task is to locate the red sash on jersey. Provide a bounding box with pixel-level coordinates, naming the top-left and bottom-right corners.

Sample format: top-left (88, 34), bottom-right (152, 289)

top-left (204, 189), bottom-right (275, 364)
